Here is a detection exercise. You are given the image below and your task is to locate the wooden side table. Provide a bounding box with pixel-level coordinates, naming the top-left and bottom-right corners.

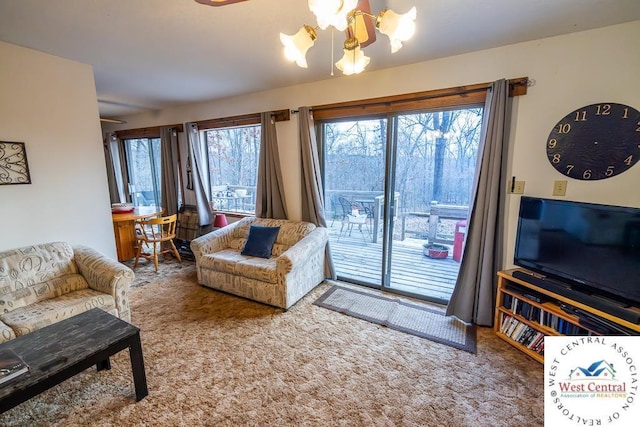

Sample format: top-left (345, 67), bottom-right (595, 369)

top-left (111, 206), bottom-right (163, 261)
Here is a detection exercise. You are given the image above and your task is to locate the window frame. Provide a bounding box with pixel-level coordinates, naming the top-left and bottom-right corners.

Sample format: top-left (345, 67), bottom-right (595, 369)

top-left (122, 136), bottom-right (162, 207)
top-left (200, 123), bottom-right (261, 215)
top-left (193, 109), bottom-right (290, 215)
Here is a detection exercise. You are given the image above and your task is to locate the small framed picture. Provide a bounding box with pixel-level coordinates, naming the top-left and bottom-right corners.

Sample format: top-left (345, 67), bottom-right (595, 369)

top-left (0, 141), bottom-right (31, 185)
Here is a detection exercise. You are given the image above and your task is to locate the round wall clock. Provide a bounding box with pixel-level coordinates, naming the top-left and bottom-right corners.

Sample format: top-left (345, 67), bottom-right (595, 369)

top-left (546, 102), bottom-right (640, 180)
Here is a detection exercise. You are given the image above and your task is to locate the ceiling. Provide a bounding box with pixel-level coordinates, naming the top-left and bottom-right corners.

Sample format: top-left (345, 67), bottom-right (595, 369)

top-left (1, 0), bottom-right (639, 120)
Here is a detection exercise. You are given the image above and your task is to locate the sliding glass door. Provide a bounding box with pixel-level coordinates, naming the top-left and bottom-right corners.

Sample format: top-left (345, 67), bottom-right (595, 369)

top-left (321, 107), bottom-right (483, 304)
top-left (323, 118), bottom-right (387, 285)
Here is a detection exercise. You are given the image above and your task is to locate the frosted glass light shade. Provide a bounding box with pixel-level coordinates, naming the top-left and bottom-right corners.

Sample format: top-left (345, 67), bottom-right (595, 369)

top-left (376, 7), bottom-right (417, 53)
top-left (335, 40), bottom-right (370, 75)
top-left (308, 0), bottom-right (358, 31)
top-left (280, 25), bottom-right (317, 68)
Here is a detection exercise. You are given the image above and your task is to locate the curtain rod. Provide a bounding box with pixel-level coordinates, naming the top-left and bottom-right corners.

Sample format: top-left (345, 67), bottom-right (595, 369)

top-left (192, 109), bottom-right (290, 128)
top-left (114, 123), bottom-right (184, 138)
top-left (114, 110), bottom-right (291, 135)
top-left (293, 77), bottom-right (529, 115)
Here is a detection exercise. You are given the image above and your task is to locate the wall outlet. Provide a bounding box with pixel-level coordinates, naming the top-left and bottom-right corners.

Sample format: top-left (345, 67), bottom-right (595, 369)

top-left (553, 180), bottom-right (567, 196)
top-left (512, 181), bottom-right (525, 194)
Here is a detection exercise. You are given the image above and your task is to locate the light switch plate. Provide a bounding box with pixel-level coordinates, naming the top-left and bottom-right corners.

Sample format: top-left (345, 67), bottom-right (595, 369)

top-left (513, 181), bottom-right (525, 194)
top-left (553, 180), bottom-right (567, 196)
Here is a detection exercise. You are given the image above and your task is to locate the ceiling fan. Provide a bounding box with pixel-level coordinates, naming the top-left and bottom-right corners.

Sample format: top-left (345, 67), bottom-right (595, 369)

top-left (100, 118), bottom-right (127, 124)
top-left (196, 0), bottom-right (414, 76)
top-left (194, 0), bottom-right (248, 6)
top-left (194, 0), bottom-right (379, 49)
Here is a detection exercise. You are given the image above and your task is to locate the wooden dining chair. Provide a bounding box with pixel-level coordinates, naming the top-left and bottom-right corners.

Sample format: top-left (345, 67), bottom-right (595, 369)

top-left (134, 214), bottom-right (181, 272)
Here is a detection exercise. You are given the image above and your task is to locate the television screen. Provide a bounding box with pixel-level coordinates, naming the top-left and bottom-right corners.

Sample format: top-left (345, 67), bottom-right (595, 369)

top-left (514, 197), bottom-right (640, 306)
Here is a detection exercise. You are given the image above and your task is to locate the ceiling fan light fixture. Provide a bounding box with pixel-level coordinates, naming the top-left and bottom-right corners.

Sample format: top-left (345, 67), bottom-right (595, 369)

top-left (280, 25), bottom-right (317, 68)
top-left (376, 7), bottom-right (417, 53)
top-left (335, 37), bottom-right (370, 75)
top-left (308, 0), bottom-right (358, 31)
top-left (281, 2), bottom-right (416, 75)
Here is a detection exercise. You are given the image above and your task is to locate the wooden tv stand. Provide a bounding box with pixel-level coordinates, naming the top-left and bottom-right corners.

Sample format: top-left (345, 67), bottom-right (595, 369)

top-left (494, 269), bottom-right (640, 363)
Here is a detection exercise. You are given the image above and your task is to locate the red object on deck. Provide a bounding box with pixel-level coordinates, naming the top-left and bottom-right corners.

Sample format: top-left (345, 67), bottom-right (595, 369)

top-left (453, 220), bottom-right (467, 262)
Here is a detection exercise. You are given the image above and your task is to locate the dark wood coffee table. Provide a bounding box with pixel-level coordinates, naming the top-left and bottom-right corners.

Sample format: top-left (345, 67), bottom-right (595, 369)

top-left (0, 308), bottom-right (148, 413)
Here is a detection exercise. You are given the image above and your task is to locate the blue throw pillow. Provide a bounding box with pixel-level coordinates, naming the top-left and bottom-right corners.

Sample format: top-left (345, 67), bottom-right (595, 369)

top-left (241, 225), bottom-right (280, 259)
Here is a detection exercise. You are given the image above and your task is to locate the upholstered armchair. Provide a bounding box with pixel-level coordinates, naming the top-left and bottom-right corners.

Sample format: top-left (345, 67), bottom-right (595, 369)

top-left (190, 217), bottom-right (329, 309)
top-left (0, 242), bottom-right (134, 343)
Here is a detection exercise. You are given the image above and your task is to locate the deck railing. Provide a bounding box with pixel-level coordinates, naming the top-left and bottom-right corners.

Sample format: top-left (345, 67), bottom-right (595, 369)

top-left (401, 201), bottom-right (468, 244)
top-left (327, 190), bottom-right (400, 243)
top-left (326, 191), bottom-right (468, 245)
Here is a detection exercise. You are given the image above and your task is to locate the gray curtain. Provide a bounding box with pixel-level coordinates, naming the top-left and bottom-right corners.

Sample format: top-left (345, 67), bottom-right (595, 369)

top-left (104, 132), bottom-right (126, 203)
top-left (298, 107), bottom-right (336, 279)
top-left (160, 127), bottom-right (180, 217)
top-left (255, 112), bottom-right (288, 219)
top-left (185, 122), bottom-right (213, 226)
top-left (104, 137), bottom-right (119, 204)
top-left (446, 79), bottom-right (509, 326)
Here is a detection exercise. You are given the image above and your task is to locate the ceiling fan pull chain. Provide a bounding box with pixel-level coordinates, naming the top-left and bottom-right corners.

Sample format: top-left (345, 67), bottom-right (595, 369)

top-left (330, 28), bottom-right (335, 76)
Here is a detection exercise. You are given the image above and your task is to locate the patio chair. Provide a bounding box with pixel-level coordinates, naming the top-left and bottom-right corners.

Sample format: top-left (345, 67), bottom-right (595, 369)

top-left (337, 196), bottom-right (370, 243)
top-left (329, 194), bottom-right (343, 227)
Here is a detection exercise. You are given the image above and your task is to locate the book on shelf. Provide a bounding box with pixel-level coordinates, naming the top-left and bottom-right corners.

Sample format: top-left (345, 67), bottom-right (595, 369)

top-left (505, 317), bottom-right (520, 336)
top-left (557, 318), bottom-right (565, 335)
top-left (527, 332), bottom-right (544, 350)
top-left (501, 314), bottom-right (517, 335)
top-left (0, 348), bottom-right (29, 385)
top-left (511, 322), bottom-right (527, 340)
top-left (560, 303), bottom-right (636, 335)
top-left (502, 294), bottom-right (513, 310)
top-left (518, 328), bottom-right (536, 345)
top-left (500, 314), bottom-right (513, 332)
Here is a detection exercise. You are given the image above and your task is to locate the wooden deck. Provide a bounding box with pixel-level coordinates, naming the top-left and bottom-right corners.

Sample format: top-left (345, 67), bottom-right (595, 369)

top-left (327, 222), bottom-right (461, 303)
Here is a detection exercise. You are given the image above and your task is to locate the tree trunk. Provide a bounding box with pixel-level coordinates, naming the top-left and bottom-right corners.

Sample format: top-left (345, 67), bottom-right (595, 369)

top-left (433, 136), bottom-right (446, 202)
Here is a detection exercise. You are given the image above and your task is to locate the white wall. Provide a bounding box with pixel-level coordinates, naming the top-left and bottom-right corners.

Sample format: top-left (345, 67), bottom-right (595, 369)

top-left (0, 41), bottom-right (117, 257)
top-left (105, 21), bottom-right (640, 268)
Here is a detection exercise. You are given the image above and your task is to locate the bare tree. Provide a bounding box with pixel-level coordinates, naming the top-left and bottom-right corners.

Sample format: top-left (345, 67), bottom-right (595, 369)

top-left (322, 108), bottom-right (482, 217)
top-left (205, 125), bottom-right (261, 188)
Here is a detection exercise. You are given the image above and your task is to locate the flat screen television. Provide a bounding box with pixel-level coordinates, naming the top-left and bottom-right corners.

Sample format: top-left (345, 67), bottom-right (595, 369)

top-left (514, 196), bottom-right (640, 307)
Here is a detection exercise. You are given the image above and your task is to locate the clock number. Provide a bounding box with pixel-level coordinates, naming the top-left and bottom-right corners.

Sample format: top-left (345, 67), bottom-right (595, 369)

top-left (583, 170), bottom-right (592, 180)
top-left (623, 108), bottom-right (629, 119)
top-left (625, 155), bottom-right (633, 165)
top-left (636, 121), bottom-right (640, 132)
top-left (596, 104), bottom-right (611, 115)
top-left (556, 123), bottom-right (571, 134)
top-left (574, 111), bottom-right (587, 121)
top-left (548, 139), bottom-right (557, 149)
top-left (552, 154), bottom-right (561, 164)
top-left (605, 166), bottom-right (615, 177)
top-left (566, 165), bottom-right (574, 175)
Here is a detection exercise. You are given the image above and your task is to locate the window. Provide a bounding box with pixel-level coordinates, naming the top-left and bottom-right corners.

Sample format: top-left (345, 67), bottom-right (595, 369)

top-left (203, 125), bottom-right (260, 213)
top-left (124, 138), bottom-right (161, 207)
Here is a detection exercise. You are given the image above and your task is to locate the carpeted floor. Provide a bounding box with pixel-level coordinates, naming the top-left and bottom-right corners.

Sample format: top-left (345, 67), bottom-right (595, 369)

top-left (0, 258), bottom-right (544, 426)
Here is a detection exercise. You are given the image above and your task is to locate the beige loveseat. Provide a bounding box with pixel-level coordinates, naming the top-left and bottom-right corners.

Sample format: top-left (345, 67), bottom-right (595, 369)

top-left (190, 217), bottom-right (329, 309)
top-left (0, 242), bottom-right (134, 343)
